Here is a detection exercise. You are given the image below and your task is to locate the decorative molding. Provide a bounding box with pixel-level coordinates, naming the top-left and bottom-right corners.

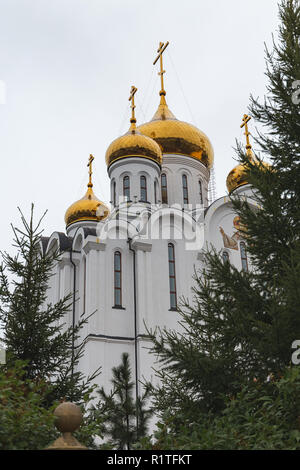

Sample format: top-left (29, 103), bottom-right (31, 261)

top-left (108, 156), bottom-right (160, 177)
top-left (82, 237), bottom-right (106, 254)
top-left (162, 154), bottom-right (210, 177)
top-left (131, 239), bottom-right (152, 252)
top-left (85, 333), bottom-right (152, 344)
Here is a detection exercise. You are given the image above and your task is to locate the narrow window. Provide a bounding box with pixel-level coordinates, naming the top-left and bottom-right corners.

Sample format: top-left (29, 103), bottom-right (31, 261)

top-left (182, 174), bottom-right (189, 205)
top-left (161, 173), bottom-right (168, 204)
top-left (222, 251), bottom-right (229, 264)
top-left (168, 243), bottom-right (177, 310)
top-left (199, 180), bottom-right (203, 205)
top-left (240, 242), bottom-right (248, 272)
top-left (154, 180), bottom-right (158, 204)
top-left (140, 175), bottom-right (147, 202)
top-left (112, 181), bottom-right (116, 206)
top-left (57, 267), bottom-right (61, 303)
top-left (123, 176), bottom-right (130, 200)
top-left (114, 251), bottom-right (122, 307)
top-left (83, 257), bottom-right (87, 315)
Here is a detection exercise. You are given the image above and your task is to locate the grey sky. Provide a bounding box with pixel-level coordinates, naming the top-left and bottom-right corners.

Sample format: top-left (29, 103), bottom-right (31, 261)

top-left (0, 0), bottom-right (279, 253)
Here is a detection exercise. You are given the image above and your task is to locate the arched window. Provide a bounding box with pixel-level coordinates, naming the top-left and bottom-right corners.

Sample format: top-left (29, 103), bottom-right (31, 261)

top-left (154, 180), bottom-right (158, 204)
top-left (123, 176), bottom-right (130, 200)
top-left (199, 180), bottom-right (203, 205)
top-left (222, 251), bottom-right (229, 264)
top-left (112, 181), bottom-right (116, 206)
top-left (140, 175), bottom-right (147, 202)
top-left (240, 242), bottom-right (248, 272)
top-left (83, 256), bottom-right (87, 315)
top-left (161, 173), bottom-right (168, 204)
top-left (114, 251), bottom-right (122, 307)
top-left (168, 243), bottom-right (177, 310)
top-left (182, 174), bottom-right (189, 205)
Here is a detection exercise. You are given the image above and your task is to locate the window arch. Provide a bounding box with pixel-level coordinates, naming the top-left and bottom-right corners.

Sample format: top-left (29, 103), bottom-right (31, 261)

top-left (73, 233), bottom-right (83, 252)
top-left (140, 175), bottom-right (147, 202)
top-left (114, 251), bottom-right (122, 307)
top-left (182, 174), bottom-right (189, 205)
top-left (168, 243), bottom-right (177, 310)
top-left (240, 242), bottom-right (248, 272)
top-left (222, 251), bottom-right (229, 264)
top-left (199, 180), bottom-right (203, 205)
top-left (123, 175), bottom-right (130, 200)
top-left (161, 173), bottom-right (168, 204)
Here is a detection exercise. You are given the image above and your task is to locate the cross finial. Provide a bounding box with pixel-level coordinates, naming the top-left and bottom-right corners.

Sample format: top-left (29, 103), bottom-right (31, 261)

top-left (240, 114), bottom-right (252, 155)
top-left (153, 41), bottom-right (169, 97)
top-left (87, 154), bottom-right (94, 188)
top-left (128, 85), bottom-right (138, 131)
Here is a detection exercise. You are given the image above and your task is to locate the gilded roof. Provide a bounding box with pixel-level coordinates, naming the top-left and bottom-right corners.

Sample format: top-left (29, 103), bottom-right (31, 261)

top-left (137, 95), bottom-right (214, 168)
top-left (105, 129), bottom-right (163, 168)
top-left (65, 186), bottom-right (109, 227)
top-left (226, 163), bottom-right (249, 193)
top-left (226, 152), bottom-right (271, 193)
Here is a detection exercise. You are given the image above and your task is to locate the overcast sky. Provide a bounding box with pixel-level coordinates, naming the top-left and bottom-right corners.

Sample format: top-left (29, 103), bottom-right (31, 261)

top-left (0, 0), bottom-right (280, 254)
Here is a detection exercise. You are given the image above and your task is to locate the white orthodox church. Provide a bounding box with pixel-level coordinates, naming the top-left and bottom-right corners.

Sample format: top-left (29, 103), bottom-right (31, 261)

top-left (42, 43), bottom-right (260, 401)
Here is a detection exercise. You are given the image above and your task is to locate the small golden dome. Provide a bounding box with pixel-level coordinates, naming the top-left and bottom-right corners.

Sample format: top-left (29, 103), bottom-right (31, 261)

top-left (227, 113), bottom-right (272, 194)
top-left (226, 163), bottom-right (249, 193)
top-left (137, 95), bottom-right (214, 168)
top-left (65, 186), bottom-right (109, 227)
top-left (65, 155), bottom-right (109, 227)
top-left (105, 85), bottom-right (162, 168)
top-left (105, 128), bottom-right (162, 168)
top-left (226, 153), bottom-right (270, 194)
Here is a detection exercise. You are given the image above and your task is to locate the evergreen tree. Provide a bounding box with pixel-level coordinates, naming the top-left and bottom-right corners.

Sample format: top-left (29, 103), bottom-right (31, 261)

top-left (136, 366), bottom-right (300, 450)
top-left (96, 353), bottom-right (152, 450)
top-left (0, 360), bottom-right (104, 450)
top-left (0, 205), bottom-right (99, 405)
top-left (146, 0), bottom-right (300, 423)
top-left (0, 360), bottom-right (57, 450)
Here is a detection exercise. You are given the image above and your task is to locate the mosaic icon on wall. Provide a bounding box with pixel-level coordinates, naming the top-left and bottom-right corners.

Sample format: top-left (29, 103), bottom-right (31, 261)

top-left (219, 216), bottom-right (244, 250)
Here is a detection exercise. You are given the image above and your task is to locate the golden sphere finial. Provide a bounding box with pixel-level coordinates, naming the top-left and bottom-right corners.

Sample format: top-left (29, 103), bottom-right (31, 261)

top-left (46, 402), bottom-right (87, 450)
top-left (54, 402), bottom-right (83, 433)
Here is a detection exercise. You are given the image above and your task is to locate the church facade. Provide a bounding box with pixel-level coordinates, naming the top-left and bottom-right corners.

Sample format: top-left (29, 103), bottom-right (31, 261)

top-left (41, 43), bottom-right (259, 398)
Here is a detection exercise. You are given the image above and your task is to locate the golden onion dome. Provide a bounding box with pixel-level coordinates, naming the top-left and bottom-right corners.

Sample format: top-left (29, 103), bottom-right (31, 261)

top-left (105, 85), bottom-right (162, 168)
top-left (137, 94), bottom-right (214, 168)
top-left (105, 127), bottom-right (162, 168)
top-left (65, 155), bottom-right (109, 227)
top-left (226, 163), bottom-right (249, 194)
top-left (226, 151), bottom-right (271, 194)
top-left (226, 114), bottom-right (271, 194)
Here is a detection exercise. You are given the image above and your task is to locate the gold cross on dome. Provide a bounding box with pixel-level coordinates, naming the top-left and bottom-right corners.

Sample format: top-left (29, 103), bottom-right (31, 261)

top-left (240, 114), bottom-right (252, 153)
top-left (128, 85), bottom-right (138, 124)
top-left (87, 154), bottom-right (94, 187)
top-left (153, 41), bottom-right (169, 96)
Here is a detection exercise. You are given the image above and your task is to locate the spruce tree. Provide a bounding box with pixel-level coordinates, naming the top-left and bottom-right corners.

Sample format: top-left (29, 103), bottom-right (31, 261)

top-left (96, 353), bottom-right (152, 450)
top-left (146, 0), bottom-right (300, 423)
top-left (0, 205), bottom-right (99, 405)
